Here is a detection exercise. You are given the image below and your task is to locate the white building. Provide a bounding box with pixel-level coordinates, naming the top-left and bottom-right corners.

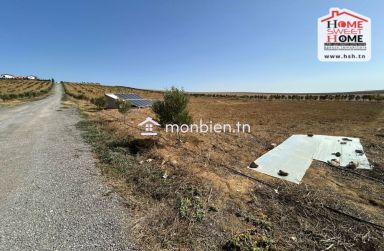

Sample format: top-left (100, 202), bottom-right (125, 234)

top-left (27, 75), bottom-right (37, 80)
top-left (0, 74), bottom-right (15, 79)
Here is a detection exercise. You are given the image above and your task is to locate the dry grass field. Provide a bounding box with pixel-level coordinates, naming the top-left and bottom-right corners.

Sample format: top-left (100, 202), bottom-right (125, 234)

top-left (0, 79), bottom-right (53, 105)
top-left (63, 82), bottom-right (384, 250)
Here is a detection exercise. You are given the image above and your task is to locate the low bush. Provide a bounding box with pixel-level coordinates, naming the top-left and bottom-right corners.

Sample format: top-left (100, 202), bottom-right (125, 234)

top-left (116, 99), bottom-right (131, 123)
top-left (152, 87), bottom-right (192, 127)
top-left (92, 96), bottom-right (106, 110)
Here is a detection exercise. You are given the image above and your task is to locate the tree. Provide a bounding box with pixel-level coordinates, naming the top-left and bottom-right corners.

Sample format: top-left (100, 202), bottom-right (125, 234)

top-left (116, 99), bottom-right (131, 123)
top-left (93, 96), bottom-right (106, 110)
top-left (152, 87), bottom-right (192, 127)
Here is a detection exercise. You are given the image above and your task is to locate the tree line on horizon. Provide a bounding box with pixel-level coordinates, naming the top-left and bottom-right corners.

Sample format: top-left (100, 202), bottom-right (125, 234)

top-left (188, 93), bottom-right (384, 101)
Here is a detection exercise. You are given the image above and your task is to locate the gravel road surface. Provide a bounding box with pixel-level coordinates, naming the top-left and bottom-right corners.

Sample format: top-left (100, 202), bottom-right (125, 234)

top-left (0, 84), bottom-right (135, 250)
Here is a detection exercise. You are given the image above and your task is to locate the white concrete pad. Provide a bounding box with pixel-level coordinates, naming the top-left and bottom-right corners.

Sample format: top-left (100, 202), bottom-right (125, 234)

top-left (249, 134), bottom-right (371, 184)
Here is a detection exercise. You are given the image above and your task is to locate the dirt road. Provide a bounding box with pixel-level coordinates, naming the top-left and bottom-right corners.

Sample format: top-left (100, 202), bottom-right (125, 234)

top-left (0, 84), bottom-right (134, 250)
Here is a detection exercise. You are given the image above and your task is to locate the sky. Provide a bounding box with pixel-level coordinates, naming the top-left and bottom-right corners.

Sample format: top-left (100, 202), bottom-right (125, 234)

top-left (0, 0), bottom-right (383, 92)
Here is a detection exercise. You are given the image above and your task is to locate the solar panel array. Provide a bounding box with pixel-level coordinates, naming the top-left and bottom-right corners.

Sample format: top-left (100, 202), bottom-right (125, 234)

top-left (115, 93), bottom-right (142, 100)
top-left (128, 99), bottom-right (154, 107)
top-left (114, 93), bottom-right (154, 108)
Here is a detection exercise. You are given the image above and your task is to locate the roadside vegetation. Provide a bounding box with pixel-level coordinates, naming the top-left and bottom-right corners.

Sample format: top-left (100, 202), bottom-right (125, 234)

top-left (63, 82), bottom-right (384, 250)
top-left (0, 79), bottom-right (54, 104)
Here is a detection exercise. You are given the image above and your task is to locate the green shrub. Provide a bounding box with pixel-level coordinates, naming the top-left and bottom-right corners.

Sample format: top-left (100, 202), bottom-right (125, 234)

top-left (1, 94), bottom-right (10, 100)
top-left (223, 233), bottom-right (275, 251)
top-left (152, 87), bottom-right (192, 127)
top-left (116, 99), bottom-right (131, 123)
top-left (223, 233), bottom-right (256, 251)
top-left (93, 96), bottom-right (106, 110)
top-left (175, 187), bottom-right (206, 222)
